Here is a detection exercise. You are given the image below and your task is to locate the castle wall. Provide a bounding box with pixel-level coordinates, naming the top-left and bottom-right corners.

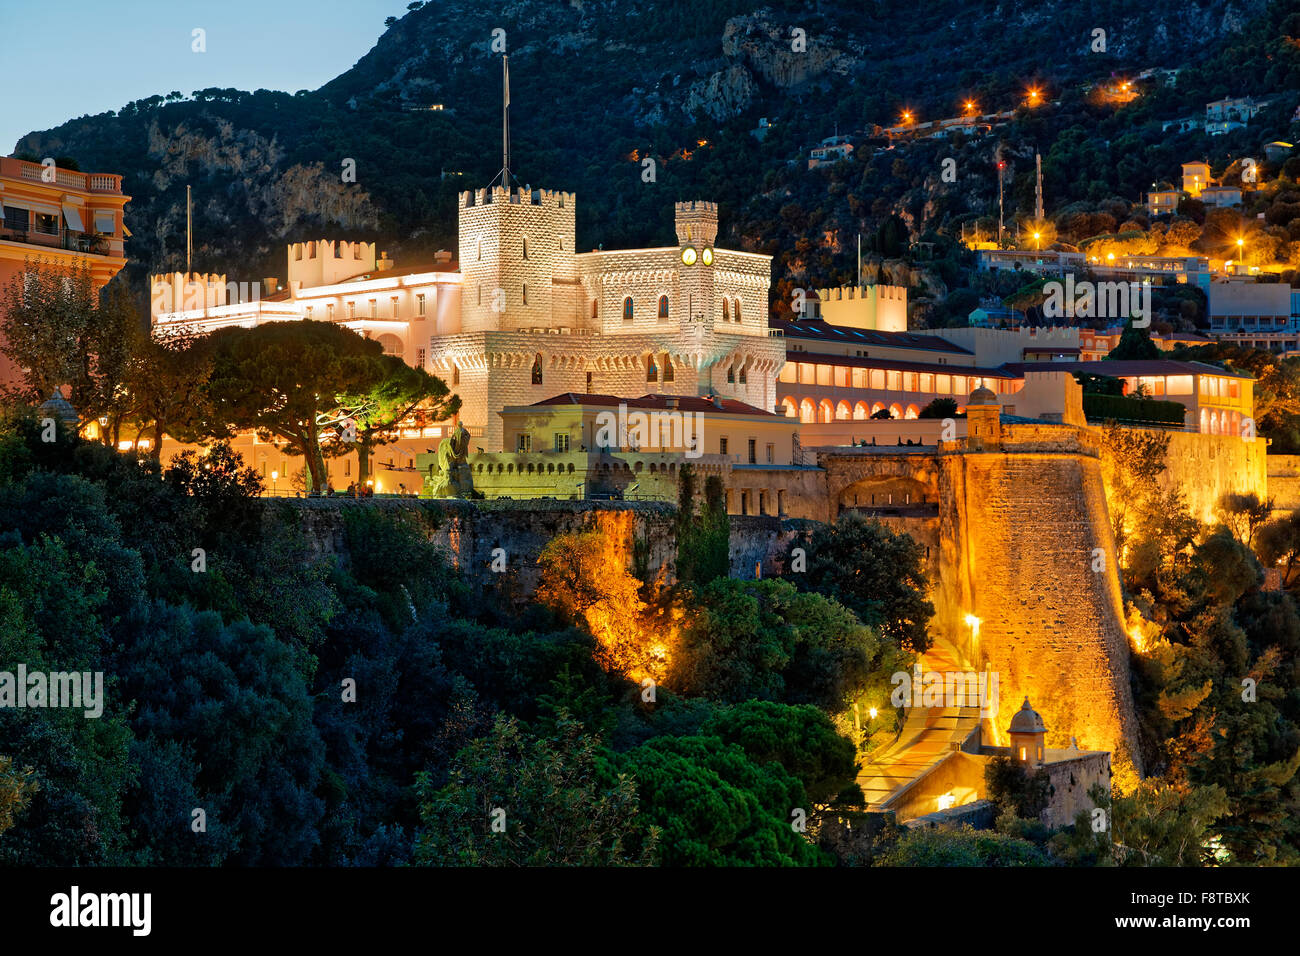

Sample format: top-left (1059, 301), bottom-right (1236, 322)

top-left (940, 436), bottom-right (1142, 785)
top-left (1148, 429), bottom-right (1268, 521)
top-left (1267, 454), bottom-right (1300, 512)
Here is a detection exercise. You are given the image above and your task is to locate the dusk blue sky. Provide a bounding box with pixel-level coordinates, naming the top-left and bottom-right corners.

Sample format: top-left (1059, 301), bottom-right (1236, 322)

top-left (0, 0), bottom-right (411, 154)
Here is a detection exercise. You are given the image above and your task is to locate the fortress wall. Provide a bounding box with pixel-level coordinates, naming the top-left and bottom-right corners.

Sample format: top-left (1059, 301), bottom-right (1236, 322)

top-left (942, 449), bottom-right (1141, 784)
top-left (1131, 429), bottom-right (1268, 521)
top-left (288, 499), bottom-right (799, 600)
top-left (1267, 454), bottom-right (1300, 512)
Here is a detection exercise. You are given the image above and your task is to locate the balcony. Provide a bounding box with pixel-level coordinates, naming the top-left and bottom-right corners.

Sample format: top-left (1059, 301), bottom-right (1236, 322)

top-left (0, 225), bottom-right (124, 258)
top-left (0, 156), bottom-right (123, 194)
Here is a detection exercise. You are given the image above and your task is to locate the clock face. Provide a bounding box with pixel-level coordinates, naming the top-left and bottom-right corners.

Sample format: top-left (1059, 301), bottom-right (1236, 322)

top-left (680, 246), bottom-right (697, 266)
top-left (701, 247), bottom-right (714, 265)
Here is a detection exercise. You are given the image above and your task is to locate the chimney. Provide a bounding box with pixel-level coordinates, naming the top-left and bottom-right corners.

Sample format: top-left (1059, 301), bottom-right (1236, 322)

top-left (263, 277), bottom-right (278, 296)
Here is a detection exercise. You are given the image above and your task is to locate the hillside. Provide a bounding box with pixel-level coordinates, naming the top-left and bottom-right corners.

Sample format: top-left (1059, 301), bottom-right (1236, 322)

top-left (11, 0), bottom-right (1296, 314)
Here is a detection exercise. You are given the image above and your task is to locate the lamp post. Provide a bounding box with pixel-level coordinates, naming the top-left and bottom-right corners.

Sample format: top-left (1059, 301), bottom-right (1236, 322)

top-left (271, 470), bottom-right (278, 496)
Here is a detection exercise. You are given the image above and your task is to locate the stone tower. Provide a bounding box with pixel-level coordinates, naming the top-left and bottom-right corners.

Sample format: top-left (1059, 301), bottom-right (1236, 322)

top-left (675, 201), bottom-right (717, 324)
top-left (457, 186), bottom-right (577, 333)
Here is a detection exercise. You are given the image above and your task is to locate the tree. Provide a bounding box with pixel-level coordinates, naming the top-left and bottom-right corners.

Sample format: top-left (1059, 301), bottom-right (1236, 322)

top-left (0, 756), bottom-right (37, 838)
top-left (331, 355), bottom-right (459, 487)
top-left (675, 577), bottom-right (905, 714)
top-left (1109, 779), bottom-right (1231, 866)
top-left (413, 715), bottom-right (656, 866)
top-left (676, 470), bottom-right (729, 588)
top-left (203, 321), bottom-right (390, 492)
top-left (0, 260), bottom-right (95, 403)
top-left (81, 278), bottom-right (143, 446)
top-left (985, 756), bottom-right (1050, 821)
top-left (1107, 319), bottom-right (1160, 361)
top-left (1257, 510), bottom-right (1300, 589)
top-left (918, 397), bottom-right (958, 419)
top-left (792, 513), bottom-right (934, 653)
top-left (127, 331), bottom-right (213, 459)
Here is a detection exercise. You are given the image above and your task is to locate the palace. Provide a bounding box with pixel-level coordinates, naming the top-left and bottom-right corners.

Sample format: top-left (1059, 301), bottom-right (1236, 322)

top-left (152, 193), bottom-right (784, 458)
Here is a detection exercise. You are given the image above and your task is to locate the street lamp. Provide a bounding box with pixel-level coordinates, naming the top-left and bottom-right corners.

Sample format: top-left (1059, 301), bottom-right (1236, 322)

top-left (270, 470), bottom-right (278, 496)
top-left (1033, 231), bottom-right (1041, 251)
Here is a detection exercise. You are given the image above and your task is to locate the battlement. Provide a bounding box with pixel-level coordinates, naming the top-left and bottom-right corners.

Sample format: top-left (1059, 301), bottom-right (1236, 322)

top-left (460, 186), bottom-right (575, 210)
top-left (150, 271), bottom-right (231, 316)
top-left (816, 284), bottom-right (907, 302)
top-left (286, 239), bottom-right (376, 288)
top-left (674, 199), bottom-right (719, 246)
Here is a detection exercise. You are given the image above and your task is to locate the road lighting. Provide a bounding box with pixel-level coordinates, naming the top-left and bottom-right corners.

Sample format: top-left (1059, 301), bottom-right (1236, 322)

top-left (1033, 230), bottom-right (1042, 251)
top-left (270, 470), bottom-right (278, 496)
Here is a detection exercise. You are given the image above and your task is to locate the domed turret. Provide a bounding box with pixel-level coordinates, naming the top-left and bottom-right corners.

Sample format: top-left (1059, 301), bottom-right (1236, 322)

top-left (1008, 698), bottom-right (1047, 767)
top-left (968, 385), bottom-right (998, 405)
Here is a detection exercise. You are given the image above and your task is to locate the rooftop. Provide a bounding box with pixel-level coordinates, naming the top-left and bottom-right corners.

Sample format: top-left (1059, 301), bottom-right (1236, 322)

top-left (773, 319), bottom-right (973, 354)
top-left (518, 392), bottom-right (782, 417)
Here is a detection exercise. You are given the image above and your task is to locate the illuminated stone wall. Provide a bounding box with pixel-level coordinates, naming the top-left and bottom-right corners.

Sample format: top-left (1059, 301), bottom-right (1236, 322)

top-left (937, 424), bottom-right (1142, 785)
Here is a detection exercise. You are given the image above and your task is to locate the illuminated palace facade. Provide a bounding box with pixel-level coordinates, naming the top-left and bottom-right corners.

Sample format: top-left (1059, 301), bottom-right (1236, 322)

top-left (152, 193), bottom-right (784, 455)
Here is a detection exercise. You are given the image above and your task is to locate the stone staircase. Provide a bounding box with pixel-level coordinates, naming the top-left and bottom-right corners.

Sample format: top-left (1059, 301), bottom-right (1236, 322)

top-left (857, 638), bottom-right (985, 816)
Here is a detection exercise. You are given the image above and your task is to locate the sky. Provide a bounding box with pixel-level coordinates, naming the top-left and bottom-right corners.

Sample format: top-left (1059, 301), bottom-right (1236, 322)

top-left (0, 0), bottom-right (412, 153)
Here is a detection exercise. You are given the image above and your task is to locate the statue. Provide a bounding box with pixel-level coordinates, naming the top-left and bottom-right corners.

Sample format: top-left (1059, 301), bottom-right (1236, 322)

top-left (427, 421), bottom-right (474, 498)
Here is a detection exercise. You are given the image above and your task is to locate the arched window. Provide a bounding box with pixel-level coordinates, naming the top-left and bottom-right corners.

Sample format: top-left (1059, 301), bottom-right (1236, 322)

top-left (522, 283), bottom-right (528, 305)
top-left (647, 355), bottom-right (658, 382)
top-left (662, 353), bottom-right (674, 383)
top-left (818, 400), bottom-right (834, 423)
top-left (781, 397), bottom-right (798, 418)
top-left (836, 401), bottom-right (851, 420)
top-left (800, 399), bottom-right (815, 424)
top-left (658, 295), bottom-right (669, 320)
top-left (522, 237), bottom-right (528, 259)
top-left (531, 354), bottom-right (543, 385)
top-left (722, 299), bottom-right (731, 322)
top-left (738, 361), bottom-right (748, 384)
top-left (727, 364), bottom-right (736, 384)
top-left (853, 402), bottom-right (868, 420)
top-left (734, 298), bottom-right (742, 323)
top-left (623, 297), bottom-right (633, 322)
top-left (591, 299), bottom-right (599, 319)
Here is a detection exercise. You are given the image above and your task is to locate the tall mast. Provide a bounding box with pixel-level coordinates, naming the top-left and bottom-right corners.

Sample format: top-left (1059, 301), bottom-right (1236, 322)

top-left (186, 184), bottom-right (192, 273)
top-left (501, 55), bottom-right (511, 186)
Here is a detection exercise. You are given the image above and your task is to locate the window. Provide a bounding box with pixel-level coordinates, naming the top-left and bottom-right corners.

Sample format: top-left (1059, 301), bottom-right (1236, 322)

top-left (739, 363), bottom-right (747, 384)
top-left (623, 297), bottom-right (633, 322)
top-left (727, 365), bottom-right (735, 384)
top-left (369, 299), bottom-right (377, 319)
top-left (722, 299), bottom-right (730, 322)
top-left (647, 355), bottom-right (658, 382)
top-left (658, 295), bottom-right (669, 321)
top-left (452, 364), bottom-right (460, 385)
top-left (585, 372), bottom-right (593, 393)
top-left (734, 298), bottom-right (741, 323)
top-left (522, 237), bottom-right (528, 259)
top-left (305, 306), bottom-right (314, 319)
top-left (554, 433), bottom-right (570, 452)
top-left (391, 295), bottom-right (399, 316)
top-left (346, 302), bottom-right (355, 319)
top-left (748, 439), bottom-right (757, 464)
top-left (766, 443), bottom-right (774, 464)
top-left (720, 437), bottom-right (729, 455)
top-left (662, 353), bottom-right (674, 382)
top-left (3, 207), bottom-right (29, 231)
top-left (417, 293), bottom-right (426, 316)
top-left (417, 347), bottom-right (426, 367)
top-left (35, 213), bottom-right (59, 236)
top-left (517, 434), bottom-right (532, 452)
top-left (344, 459), bottom-right (351, 476)
top-left (326, 304), bottom-right (335, 320)
top-left (522, 283), bottom-right (528, 305)
top-left (531, 354), bottom-right (543, 385)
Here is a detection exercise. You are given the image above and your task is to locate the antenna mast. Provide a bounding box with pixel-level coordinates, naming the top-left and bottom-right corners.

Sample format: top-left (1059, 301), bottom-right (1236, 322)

top-left (186, 184), bottom-right (192, 273)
